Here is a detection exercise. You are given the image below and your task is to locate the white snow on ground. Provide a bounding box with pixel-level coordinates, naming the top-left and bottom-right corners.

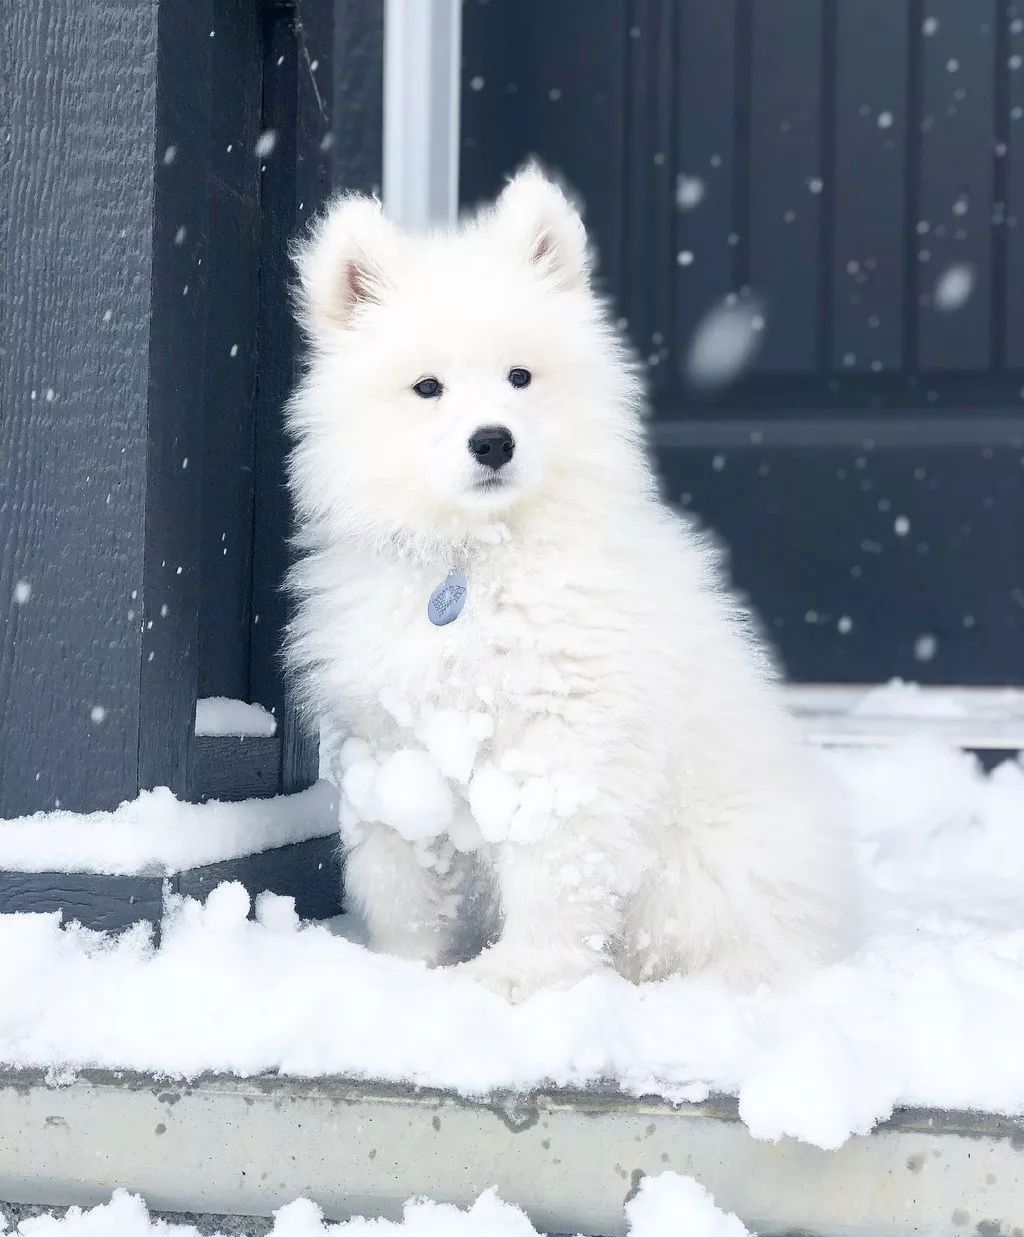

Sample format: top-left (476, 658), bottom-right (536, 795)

top-left (0, 782), bottom-right (337, 875)
top-left (0, 740), bottom-right (1022, 1149)
top-left (624, 1174), bottom-right (751, 1237)
top-left (194, 697), bottom-right (278, 737)
top-left (0, 1175), bottom-right (742, 1237)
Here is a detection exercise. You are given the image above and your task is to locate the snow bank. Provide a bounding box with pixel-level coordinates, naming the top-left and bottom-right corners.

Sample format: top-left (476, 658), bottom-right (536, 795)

top-left (625, 1174), bottom-right (751, 1237)
top-left (0, 1175), bottom-right (747, 1237)
top-left (0, 740), bottom-right (1022, 1150)
top-left (194, 698), bottom-right (277, 738)
top-left (0, 782), bottom-right (338, 875)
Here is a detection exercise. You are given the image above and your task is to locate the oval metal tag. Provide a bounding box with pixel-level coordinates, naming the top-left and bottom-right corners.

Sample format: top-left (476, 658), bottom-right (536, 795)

top-left (427, 570), bottom-right (468, 626)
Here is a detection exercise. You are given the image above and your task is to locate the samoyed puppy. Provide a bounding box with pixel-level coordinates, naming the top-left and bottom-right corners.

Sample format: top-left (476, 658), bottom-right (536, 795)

top-left (285, 166), bottom-right (852, 1001)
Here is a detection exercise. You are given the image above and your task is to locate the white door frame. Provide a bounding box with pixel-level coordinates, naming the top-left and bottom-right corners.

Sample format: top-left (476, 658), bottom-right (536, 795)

top-left (382, 0), bottom-right (462, 229)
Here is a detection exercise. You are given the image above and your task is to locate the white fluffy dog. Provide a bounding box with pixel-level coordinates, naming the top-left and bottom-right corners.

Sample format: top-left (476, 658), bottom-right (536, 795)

top-left (285, 166), bottom-right (852, 1001)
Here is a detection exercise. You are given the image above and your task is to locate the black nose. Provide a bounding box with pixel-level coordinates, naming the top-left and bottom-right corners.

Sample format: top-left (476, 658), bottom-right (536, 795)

top-left (468, 425), bottom-right (515, 471)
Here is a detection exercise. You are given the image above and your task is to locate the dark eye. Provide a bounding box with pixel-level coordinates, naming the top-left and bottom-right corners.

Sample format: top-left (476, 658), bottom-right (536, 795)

top-left (413, 376), bottom-right (443, 399)
top-left (508, 367), bottom-right (532, 389)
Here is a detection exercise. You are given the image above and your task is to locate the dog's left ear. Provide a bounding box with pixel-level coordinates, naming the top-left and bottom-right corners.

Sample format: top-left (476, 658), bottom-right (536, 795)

top-left (490, 165), bottom-right (590, 292)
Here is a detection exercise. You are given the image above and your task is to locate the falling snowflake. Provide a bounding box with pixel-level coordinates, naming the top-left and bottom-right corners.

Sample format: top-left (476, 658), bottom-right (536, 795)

top-left (685, 297), bottom-right (765, 390)
top-left (675, 175), bottom-right (705, 209)
top-left (13, 580), bottom-right (32, 605)
top-left (934, 263), bottom-right (975, 311)
top-left (255, 130), bottom-right (278, 158)
top-left (914, 634), bottom-right (938, 662)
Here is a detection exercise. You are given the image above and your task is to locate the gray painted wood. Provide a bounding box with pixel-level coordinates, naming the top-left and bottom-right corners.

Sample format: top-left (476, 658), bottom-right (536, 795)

top-left (0, 0), bottom-right (390, 927)
top-left (748, 0), bottom-right (824, 373)
top-left (0, 873), bottom-right (165, 934)
top-left (1004, 0), bottom-right (1024, 368)
top-left (673, 0), bottom-right (739, 383)
top-left (251, 6), bottom-right (322, 795)
top-left (188, 736), bottom-right (283, 803)
top-left (0, 835), bottom-right (343, 932)
top-left (2, 2), bottom-right (172, 814)
top-left (177, 833), bottom-right (342, 922)
top-left (139, 0), bottom-right (215, 799)
top-left (916, 0), bottom-right (995, 373)
top-left (198, 0), bottom-right (264, 701)
top-left (459, 2), bottom-right (1024, 687)
top-left (831, 0), bottom-right (909, 374)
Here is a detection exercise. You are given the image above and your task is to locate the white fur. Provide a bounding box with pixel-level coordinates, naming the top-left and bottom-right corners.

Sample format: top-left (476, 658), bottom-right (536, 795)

top-left (285, 167), bottom-right (855, 1001)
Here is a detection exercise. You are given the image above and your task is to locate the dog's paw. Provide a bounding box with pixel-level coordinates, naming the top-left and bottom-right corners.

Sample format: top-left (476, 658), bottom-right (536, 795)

top-left (447, 947), bottom-right (601, 1003)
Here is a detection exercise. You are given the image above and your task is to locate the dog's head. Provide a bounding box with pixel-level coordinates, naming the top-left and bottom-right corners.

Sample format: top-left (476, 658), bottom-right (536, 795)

top-left (289, 166), bottom-right (644, 548)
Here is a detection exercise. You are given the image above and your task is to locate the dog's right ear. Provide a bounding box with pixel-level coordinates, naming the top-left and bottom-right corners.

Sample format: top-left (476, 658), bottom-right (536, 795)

top-left (292, 195), bottom-right (400, 335)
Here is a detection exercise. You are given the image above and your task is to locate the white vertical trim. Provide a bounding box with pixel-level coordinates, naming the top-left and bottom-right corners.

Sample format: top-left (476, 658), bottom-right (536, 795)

top-left (382, 0), bottom-right (462, 230)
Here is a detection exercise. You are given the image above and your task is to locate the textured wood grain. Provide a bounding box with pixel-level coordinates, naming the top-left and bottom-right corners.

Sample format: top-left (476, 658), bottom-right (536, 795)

top-left (0, 872), bottom-right (165, 933)
top-left (0, 834), bottom-right (343, 931)
top-left (138, 0), bottom-right (215, 797)
top-left (189, 735), bottom-right (282, 802)
top-left (1, 2), bottom-right (160, 814)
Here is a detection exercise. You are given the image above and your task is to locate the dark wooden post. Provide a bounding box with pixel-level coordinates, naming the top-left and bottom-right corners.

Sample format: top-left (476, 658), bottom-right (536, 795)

top-left (1, 0), bottom-right (214, 816)
top-left (0, 0), bottom-right (384, 928)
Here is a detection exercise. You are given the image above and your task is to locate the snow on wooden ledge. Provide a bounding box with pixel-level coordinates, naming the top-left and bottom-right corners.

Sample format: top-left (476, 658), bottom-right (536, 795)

top-left (194, 697), bottom-right (278, 738)
top-left (0, 781), bottom-right (338, 876)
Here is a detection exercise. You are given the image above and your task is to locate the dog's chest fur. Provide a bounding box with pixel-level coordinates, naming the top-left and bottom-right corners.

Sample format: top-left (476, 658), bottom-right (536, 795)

top-left (316, 535), bottom-right (593, 735)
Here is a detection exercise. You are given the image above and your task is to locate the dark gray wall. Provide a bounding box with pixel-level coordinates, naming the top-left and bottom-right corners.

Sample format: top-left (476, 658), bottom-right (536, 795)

top-left (460, 0), bottom-right (1024, 686)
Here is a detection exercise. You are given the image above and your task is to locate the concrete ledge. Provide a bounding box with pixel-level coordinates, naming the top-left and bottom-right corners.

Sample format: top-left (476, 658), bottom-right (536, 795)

top-left (0, 1069), bottom-right (1021, 1236)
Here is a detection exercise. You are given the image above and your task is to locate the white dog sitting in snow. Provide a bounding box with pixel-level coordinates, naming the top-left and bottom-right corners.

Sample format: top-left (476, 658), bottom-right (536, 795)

top-left (285, 166), bottom-right (852, 1000)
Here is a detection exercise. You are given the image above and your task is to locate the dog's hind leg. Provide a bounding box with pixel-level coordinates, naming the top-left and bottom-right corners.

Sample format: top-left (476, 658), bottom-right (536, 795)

top-left (344, 823), bottom-right (462, 964)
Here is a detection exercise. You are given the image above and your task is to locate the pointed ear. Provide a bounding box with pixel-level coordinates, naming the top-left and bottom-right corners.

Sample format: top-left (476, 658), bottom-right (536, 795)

top-left (489, 165), bottom-right (590, 291)
top-left (292, 194), bottom-right (400, 334)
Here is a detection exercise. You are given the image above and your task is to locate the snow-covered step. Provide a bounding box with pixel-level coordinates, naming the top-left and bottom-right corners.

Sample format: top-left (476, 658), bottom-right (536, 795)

top-left (0, 1070), bottom-right (1019, 1237)
top-left (786, 682), bottom-right (1024, 752)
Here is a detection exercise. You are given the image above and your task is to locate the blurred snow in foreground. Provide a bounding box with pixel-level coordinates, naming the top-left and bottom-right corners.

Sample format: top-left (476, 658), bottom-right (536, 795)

top-left (0, 1175), bottom-right (746, 1237)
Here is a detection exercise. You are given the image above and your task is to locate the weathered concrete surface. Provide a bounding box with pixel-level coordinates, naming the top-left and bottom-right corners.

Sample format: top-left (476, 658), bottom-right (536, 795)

top-left (0, 1201), bottom-right (271, 1235)
top-left (0, 1069), bottom-right (1021, 1236)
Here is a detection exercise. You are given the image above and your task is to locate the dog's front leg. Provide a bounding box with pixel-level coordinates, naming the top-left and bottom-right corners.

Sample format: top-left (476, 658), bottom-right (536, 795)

top-left (346, 823), bottom-right (461, 965)
top-left (453, 814), bottom-right (637, 1001)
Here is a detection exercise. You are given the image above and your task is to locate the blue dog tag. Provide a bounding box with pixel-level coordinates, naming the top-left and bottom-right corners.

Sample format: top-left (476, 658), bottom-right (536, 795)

top-left (428, 570), bottom-right (468, 626)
